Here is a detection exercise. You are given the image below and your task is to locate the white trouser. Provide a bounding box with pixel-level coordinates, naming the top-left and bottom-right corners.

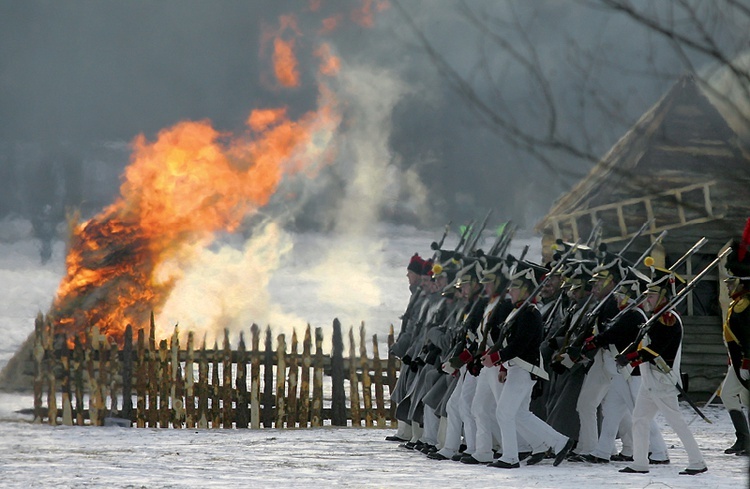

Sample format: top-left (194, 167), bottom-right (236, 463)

top-left (396, 419), bottom-right (412, 440)
top-left (591, 373), bottom-right (667, 460)
top-left (436, 416), bottom-right (447, 450)
top-left (496, 365), bottom-right (567, 464)
top-left (408, 422), bottom-right (423, 444)
top-left (421, 404), bottom-right (439, 446)
top-left (630, 366), bottom-right (705, 471)
top-left (722, 365), bottom-right (750, 411)
top-left (471, 366), bottom-right (504, 462)
top-left (576, 351), bottom-right (615, 454)
top-left (437, 367), bottom-right (478, 456)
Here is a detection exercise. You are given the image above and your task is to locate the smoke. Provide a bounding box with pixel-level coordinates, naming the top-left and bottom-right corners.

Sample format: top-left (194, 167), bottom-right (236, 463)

top-left (154, 221), bottom-right (304, 344)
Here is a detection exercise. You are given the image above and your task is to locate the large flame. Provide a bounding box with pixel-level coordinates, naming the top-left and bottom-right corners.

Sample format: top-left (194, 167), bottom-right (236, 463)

top-left (51, 93), bottom-right (340, 345)
top-left (48, 1), bottom-right (386, 346)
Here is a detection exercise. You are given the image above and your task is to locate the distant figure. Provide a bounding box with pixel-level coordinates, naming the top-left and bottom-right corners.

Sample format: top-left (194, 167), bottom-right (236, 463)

top-left (32, 204), bottom-right (56, 265)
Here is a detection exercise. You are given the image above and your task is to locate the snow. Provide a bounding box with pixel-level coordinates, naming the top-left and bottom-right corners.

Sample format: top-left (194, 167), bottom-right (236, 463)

top-left (0, 223), bottom-right (747, 488)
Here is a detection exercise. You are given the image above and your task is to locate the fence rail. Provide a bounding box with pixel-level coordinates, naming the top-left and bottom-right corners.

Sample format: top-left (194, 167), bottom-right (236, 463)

top-left (31, 313), bottom-right (400, 429)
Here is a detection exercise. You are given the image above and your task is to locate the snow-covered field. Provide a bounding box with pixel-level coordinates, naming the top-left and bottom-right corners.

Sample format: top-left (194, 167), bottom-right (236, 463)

top-left (0, 221), bottom-right (747, 488)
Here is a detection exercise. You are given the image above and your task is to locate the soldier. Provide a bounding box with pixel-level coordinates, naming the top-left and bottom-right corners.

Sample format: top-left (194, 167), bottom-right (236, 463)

top-left (564, 250), bottom-right (622, 459)
top-left (579, 266), bottom-right (669, 464)
top-left (616, 261), bottom-right (707, 476)
top-left (428, 261), bottom-right (487, 461)
top-left (386, 253), bottom-right (429, 443)
top-left (531, 261), bottom-right (568, 420)
top-left (721, 232), bottom-right (750, 456)
top-left (481, 260), bottom-right (575, 469)
top-left (545, 258), bottom-right (597, 441)
top-left (461, 255), bottom-right (516, 464)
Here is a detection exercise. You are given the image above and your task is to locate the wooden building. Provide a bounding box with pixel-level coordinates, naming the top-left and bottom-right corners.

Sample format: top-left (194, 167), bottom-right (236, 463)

top-left (535, 74), bottom-right (750, 399)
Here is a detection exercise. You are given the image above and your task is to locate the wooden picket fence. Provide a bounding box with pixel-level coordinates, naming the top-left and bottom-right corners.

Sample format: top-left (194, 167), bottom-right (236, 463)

top-left (31, 313), bottom-right (400, 429)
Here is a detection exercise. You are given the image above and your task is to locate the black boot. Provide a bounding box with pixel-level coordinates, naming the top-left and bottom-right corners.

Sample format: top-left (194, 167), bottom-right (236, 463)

top-left (725, 410), bottom-right (750, 454)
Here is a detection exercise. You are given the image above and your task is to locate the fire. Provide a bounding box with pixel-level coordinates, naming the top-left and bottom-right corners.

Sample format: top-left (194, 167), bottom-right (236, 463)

top-left (48, 2), bottom-right (388, 346)
top-left (51, 96), bottom-right (340, 345)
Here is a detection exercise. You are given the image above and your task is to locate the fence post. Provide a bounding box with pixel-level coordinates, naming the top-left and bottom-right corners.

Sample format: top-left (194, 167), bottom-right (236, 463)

top-left (275, 334), bottom-right (287, 428)
top-left (387, 324), bottom-right (397, 427)
top-left (73, 335), bottom-right (85, 426)
top-left (359, 323), bottom-right (373, 427)
top-left (372, 333), bottom-right (386, 427)
top-left (348, 327), bottom-right (361, 427)
top-left (235, 332), bottom-right (249, 429)
top-left (250, 324), bottom-right (260, 429)
top-left (331, 319), bottom-right (346, 426)
top-left (60, 338), bottom-right (73, 426)
top-left (158, 339), bottom-right (170, 428)
top-left (122, 325), bottom-right (133, 424)
top-left (287, 330), bottom-right (299, 428)
top-left (298, 325), bottom-right (312, 428)
top-left (185, 331), bottom-right (196, 429)
top-left (311, 327), bottom-right (323, 427)
top-left (32, 313), bottom-right (44, 424)
top-left (262, 327), bottom-right (274, 428)
top-left (86, 328), bottom-right (101, 426)
top-left (197, 338), bottom-right (209, 429)
top-left (171, 327), bottom-right (184, 428)
top-left (108, 340), bottom-right (119, 419)
top-left (222, 329), bottom-right (233, 429)
top-left (211, 340), bottom-right (221, 428)
top-left (147, 319), bottom-right (158, 428)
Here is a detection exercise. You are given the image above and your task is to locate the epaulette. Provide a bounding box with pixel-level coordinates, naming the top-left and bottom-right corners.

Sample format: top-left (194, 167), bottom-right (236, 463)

top-left (658, 311), bottom-right (676, 326)
top-left (735, 297), bottom-right (750, 314)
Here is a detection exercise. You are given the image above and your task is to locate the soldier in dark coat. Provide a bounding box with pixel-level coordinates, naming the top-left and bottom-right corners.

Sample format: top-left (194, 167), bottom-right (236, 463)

top-left (721, 231), bottom-right (750, 455)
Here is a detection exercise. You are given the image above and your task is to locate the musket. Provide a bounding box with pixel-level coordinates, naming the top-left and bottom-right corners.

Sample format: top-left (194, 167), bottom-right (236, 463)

top-left (434, 221), bottom-right (452, 251)
top-left (605, 236), bottom-right (707, 330)
top-left (488, 221), bottom-right (516, 257)
top-left (585, 219), bottom-right (603, 248)
top-left (570, 231), bottom-right (668, 342)
top-left (667, 237), bottom-right (709, 272)
top-left (485, 241), bottom-right (582, 355)
top-left (454, 220), bottom-right (475, 252)
top-left (551, 294), bottom-right (595, 364)
top-left (620, 247), bottom-right (732, 356)
top-left (398, 287), bottom-right (423, 336)
top-left (464, 209), bottom-right (493, 254)
top-left (632, 230), bottom-right (668, 267)
top-left (619, 218), bottom-right (655, 256)
top-left (653, 356), bottom-right (712, 424)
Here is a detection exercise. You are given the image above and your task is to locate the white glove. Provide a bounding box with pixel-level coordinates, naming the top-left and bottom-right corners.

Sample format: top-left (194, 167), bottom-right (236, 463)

top-left (442, 362), bottom-right (457, 376)
top-left (741, 359), bottom-right (750, 381)
top-left (560, 353), bottom-right (576, 369)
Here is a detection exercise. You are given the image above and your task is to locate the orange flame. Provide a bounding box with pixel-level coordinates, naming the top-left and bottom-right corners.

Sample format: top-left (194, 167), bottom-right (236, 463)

top-left (51, 94), bottom-right (340, 345)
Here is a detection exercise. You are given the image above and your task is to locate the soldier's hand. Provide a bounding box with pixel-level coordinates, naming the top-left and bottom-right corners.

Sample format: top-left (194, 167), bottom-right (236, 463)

top-left (497, 369), bottom-right (507, 383)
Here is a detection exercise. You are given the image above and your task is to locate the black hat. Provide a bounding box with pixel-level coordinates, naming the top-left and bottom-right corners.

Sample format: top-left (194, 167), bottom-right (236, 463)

top-left (563, 259), bottom-right (597, 291)
top-left (643, 256), bottom-right (685, 298)
top-left (591, 244), bottom-right (632, 283)
top-left (507, 259), bottom-right (547, 289)
top-left (455, 259), bottom-right (482, 287)
top-left (616, 266), bottom-right (651, 299)
top-left (407, 253), bottom-right (425, 274)
top-left (479, 255), bottom-right (506, 284)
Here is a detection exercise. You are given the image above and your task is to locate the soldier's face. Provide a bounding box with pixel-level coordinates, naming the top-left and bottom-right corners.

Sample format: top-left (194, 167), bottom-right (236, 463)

top-left (540, 274), bottom-right (561, 299)
top-left (591, 275), bottom-right (613, 300)
top-left (407, 270), bottom-right (420, 288)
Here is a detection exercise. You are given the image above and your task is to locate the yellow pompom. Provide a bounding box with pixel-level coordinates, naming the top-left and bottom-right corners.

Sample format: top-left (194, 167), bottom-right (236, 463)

top-left (432, 264), bottom-right (443, 275)
top-left (643, 256), bottom-right (655, 267)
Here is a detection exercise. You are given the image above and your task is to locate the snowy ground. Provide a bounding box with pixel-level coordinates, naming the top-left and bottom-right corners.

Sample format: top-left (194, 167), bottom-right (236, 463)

top-left (0, 221), bottom-right (747, 488)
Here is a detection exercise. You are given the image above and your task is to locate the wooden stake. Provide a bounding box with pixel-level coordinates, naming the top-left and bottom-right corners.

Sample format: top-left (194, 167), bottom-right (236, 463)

top-left (348, 327), bottom-right (361, 427)
top-left (359, 323), bottom-right (373, 428)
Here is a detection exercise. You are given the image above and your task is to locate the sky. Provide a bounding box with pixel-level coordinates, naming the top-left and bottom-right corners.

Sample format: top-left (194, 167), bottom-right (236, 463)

top-left (2, 0), bottom-right (748, 232)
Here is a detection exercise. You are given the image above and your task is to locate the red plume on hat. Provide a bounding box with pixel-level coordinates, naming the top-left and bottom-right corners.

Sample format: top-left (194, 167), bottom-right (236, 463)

top-left (407, 253), bottom-right (425, 274)
top-left (739, 217), bottom-right (750, 262)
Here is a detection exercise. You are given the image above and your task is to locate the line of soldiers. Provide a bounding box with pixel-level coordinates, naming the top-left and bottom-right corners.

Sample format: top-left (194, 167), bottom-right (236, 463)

top-left (385, 221), bottom-right (750, 476)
